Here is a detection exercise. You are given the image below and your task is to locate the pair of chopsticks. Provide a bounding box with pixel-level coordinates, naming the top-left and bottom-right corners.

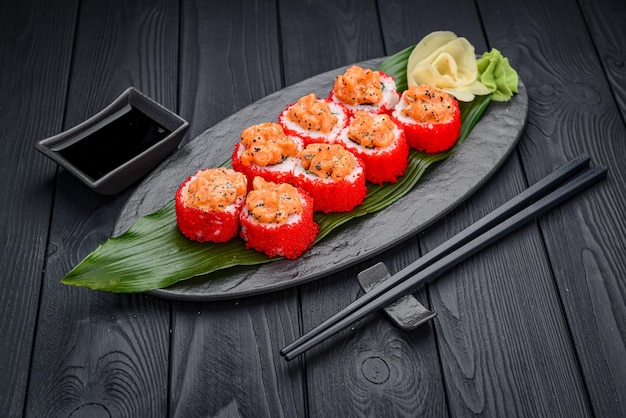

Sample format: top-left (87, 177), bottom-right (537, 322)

top-left (280, 153), bottom-right (607, 361)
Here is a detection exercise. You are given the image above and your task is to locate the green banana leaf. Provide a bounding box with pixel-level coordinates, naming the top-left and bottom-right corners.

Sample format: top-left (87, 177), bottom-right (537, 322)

top-left (61, 50), bottom-right (492, 293)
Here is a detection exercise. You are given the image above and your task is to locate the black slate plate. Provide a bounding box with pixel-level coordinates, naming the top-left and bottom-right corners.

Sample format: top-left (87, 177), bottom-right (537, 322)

top-left (112, 58), bottom-right (528, 301)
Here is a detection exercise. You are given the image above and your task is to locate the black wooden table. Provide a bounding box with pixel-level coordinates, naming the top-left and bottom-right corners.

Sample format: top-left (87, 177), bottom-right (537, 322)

top-left (2, 0), bottom-right (625, 416)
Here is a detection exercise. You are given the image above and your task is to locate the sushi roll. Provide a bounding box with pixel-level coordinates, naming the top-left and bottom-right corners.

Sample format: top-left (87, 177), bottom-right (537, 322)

top-left (278, 93), bottom-right (349, 146)
top-left (175, 167), bottom-right (247, 243)
top-left (336, 111), bottom-right (408, 184)
top-left (293, 143), bottom-right (367, 213)
top-left (231, 122), bottom-right (302, 188)
top-left (239, 177), bottom-right (318, 260)
top-left (390, 84), bottom-right (461, 153)
top-left (329, 65), bottom-right (400, 116)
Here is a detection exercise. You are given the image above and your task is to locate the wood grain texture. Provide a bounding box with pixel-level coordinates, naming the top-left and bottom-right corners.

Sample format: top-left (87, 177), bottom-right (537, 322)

top-left (278, 0), bottom-right (383, 85)
top-left (0, 0), bottom-right (78, 416)
top-left (423, 156), bottom-right (591, 417)
top-left (398, 0), bottom-right (606, 413)
top-left (25, 0), bottom-right (177, 416)
top-left (179, 0), bottom-right (282, 140)
top-left (170, 1), bottom-right (304, 416)
top-left (378, 0), bottom-right (486, 54)
top-left (479, 0), bottom-right (626, 415)
top-left (170, 294), bottom-right (304, 417)
top-left (302, 246), bottom-right (446, 417)
top-left (579, 0), bottom-right (626, 119)
top-left (378, 1), bottom-right (583, 415)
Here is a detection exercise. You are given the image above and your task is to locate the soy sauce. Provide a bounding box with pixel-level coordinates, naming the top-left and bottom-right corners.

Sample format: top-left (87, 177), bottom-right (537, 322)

top-left (54, 105), bottom-right (171, 180)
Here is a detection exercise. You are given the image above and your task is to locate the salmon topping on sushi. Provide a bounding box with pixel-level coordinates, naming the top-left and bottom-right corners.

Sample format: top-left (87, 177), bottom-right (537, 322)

top-left (246, 177), bottom-right (303, 225)
top-left (337, 111), bottom-right (408, 185)
top-left (175, 167), bottom-right (247, 243)
top-left (182, 167), bottom-right (247, 212)
top-left (391, 84), bottom-right (461, 153)
top-left (299, 143), bottom-right (357, 181)
top-left (239, 122), bottom-right (299, 166)
top-left (240, 177), bottom-right (318, 259)
top-left (286, 93), bottom-right (338, 134)
top-left (347, 111), bottom-right (396, 149)
top-left (293, 143), bottom-right (366, 213)
top-left (232, 123), bottom-right (303, 188)
top-left (333, 65), bottom-right (382, 106)
top-left (330, 67), bottom-right (399, 116)
top-left (400, 84), bottom-right (456, 124)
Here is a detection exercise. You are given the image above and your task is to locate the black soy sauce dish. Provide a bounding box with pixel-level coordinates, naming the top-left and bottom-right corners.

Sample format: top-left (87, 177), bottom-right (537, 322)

top-left (35, 87), bottom-right (189, 195)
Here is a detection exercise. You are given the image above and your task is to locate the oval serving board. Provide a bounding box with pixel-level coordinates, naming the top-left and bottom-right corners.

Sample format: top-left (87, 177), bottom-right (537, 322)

top-left (113, 58), bottom-right (528, 301)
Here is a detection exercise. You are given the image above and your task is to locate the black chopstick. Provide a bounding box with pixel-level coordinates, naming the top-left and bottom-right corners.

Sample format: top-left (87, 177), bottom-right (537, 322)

top-left (281, 153), bottom-right (590, 358)
top-left (281, 154), bottom-right (590, 357)
top-left (281, 156), bottom-right (606, 361)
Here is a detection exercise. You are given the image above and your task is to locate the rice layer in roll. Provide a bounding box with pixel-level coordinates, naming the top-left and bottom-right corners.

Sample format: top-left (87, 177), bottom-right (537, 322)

top-left (391, 84), bottom-right (461, 153)
top-left (175, 167), bottom-right (247, 243)
top-left (278, 93), bottom-right (348, 146)
top-left (336, 111), bottom-right (408, 184)
top-left (239, 177), bottom-right (318, 260)
top-left (292, 143), bottom-right (367, 213)
top-left (231, 122), bottom-right (302, 188)
top-left (329, 65), bottom-right (400, 116)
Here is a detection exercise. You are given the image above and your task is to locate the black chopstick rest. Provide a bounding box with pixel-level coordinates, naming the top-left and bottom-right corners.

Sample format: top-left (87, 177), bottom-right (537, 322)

top-left (358, 262), bottom-right (436, 331)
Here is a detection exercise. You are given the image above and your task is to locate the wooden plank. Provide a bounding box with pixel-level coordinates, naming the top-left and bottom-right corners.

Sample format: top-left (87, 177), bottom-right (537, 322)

top-left (422, 157), bottom-right (592, 416)
top-left (168, 1), bottom-right (305, 416)
top-left (276, 1), bottom-right (446, 416)
top-left (375, 3), bottom-right (565, 416)
top-left (170, 294), bottom-right (305, 417)
top-left (301, 245), bottom-right (445, 417)
top-left (477, 0), bottom-right (626, 415)
top-left (24, 0), bottom-right (177, 416)
top-left (579, 0), bottom-right (626, 117)
top-left (178, 0), bottom-right (283, 140)
top-left (0, 0), bottom-right (78, 416)
top-left (381, 1), bottom-right (592, 416)
top-left (378, 0), bottom-right (485, 53)
top-left (384, 0), bottom-right (601, 415)
top-left (278, 0), bottom-right (383, 86)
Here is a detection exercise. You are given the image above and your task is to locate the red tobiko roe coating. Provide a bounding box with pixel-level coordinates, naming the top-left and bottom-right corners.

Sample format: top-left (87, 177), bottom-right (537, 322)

top-left (397, 106), bottom-right (461, 153)
top-left (336, 112), bottom-right (409, 185)
top-left (175, 168), bottom-right (247, 243)
top-left (239, 183), bottom-right (318, 260)
top-left (175, 198), bottom-right (242, 243)
top-left (293, 170), bottom-right (367, 213)
top-left (391, 84), bottom-right (462, 153)
top-left (339, 133), bottom-right (408, 184)
top-left (231, 142), bottom-right (299, 190)
top-left (292, 144), bottom-right (367, 213)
